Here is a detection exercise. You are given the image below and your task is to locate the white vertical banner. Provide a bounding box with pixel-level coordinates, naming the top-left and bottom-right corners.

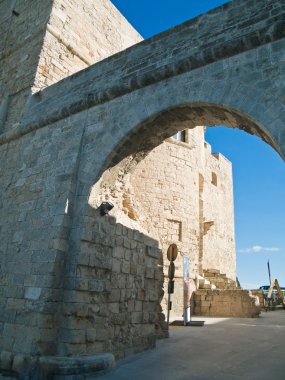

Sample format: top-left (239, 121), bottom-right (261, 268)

top-left (183, 256), bottom-right (190, 325)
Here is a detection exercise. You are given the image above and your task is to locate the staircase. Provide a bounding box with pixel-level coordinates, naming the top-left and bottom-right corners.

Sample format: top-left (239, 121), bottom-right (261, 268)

top-left (192, 269), bottom-right (261, 318)
top-left (200, 269), bottom-right (239, 290)
top-left (196, 275), bottom-right (216, 290)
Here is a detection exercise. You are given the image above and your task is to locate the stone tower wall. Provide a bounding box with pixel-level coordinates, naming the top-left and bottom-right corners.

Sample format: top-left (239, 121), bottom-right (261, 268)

top-left (2, 0), bottom-right (281, 375)
top-left (34, 0), bottom-right (143, 92)
top-left (130, 127), bottom-right (236, 316)
top-left (0, 0), bottom-right (145, 367)
top-left (203, 151), bottom-right (236, 280)
top-left (0, 0), bottom-right (142, 133)
top-left (0, 0), bottom-right (53, 96)
top-left (0, 0), bottom-right (54, 130)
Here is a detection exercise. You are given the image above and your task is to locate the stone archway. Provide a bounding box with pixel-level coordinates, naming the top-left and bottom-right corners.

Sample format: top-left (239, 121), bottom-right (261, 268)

top-left (60, 96), bottom-right (283, 358)
top-left (1, 0), bottom-right (284, 377)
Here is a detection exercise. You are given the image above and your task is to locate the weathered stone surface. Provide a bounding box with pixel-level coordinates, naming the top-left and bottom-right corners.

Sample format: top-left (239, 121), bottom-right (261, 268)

top-left (0, 351), bottom-right (12, 371)
top-left (37, 354), bottom-right (115, 378)
top-left (130, 128), bottom-right (236, 316)
top-left (0, 0), bottom-right (142, 130)
top-left (0, 0), bottom-right (285, 378)
top-left (202, 269), bottom-right (238, 289)
top-left (192, 289), bottom-right (261, 317)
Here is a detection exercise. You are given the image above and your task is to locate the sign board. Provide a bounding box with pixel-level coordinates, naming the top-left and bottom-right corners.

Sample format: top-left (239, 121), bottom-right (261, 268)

top-left (183, 256), bottom-right (190, 307)
top-left (167, 244), bottom-right (178, 262)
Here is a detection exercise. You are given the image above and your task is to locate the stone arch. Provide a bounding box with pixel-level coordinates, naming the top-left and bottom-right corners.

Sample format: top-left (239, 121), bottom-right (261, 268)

top-left (80, 49), bottom-right (285, 200)
top-left (85, 99), bottom-right (282, 216)
top-left (1, 0), bottom-right (285, 374)
top-left (84, 101), bottom-right (273, 312)
top-left (59, 36), bottom-right (285, 358)
top-left (58, 94), bottom-right (283, 356)
top-left (99, 102), bottom-right (280, 177)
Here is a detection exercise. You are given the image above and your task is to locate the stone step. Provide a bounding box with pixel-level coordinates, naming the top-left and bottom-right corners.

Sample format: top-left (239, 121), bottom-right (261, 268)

top-left (204, 269), bottom-right (220, 274)
top-left (192, 289), bottom-right (261, 318)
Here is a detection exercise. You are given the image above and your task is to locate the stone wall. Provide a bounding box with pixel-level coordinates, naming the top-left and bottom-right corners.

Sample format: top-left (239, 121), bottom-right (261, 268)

top-left (74, 213), bottom-right (165, 359)
top-left (0, 110), bottom-right (166, 378)
top-left (203, 151), bottom-right (236, 280)
top-left (130, 127), bottom-right (236, 317)
top-left (0, 113), bottom-right (86, 359)
top-left (34, 0), bottom-right (142, 92)
top-left (0, 0), bottom-right (142, 133)
top-left (0, 0), bottom-right (53, 95)
top-left (0, 0), bottom-right (54, 130)
top-left (192, 289), bottom-right (261, 318)
top-left (0, 0), bottom-right (284, 377)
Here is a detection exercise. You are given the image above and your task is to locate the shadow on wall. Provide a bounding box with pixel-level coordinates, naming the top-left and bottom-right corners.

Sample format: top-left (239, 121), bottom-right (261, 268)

top-left (59, 102), bottom-right (280, 359)
top-left (61, 199), bottom-right (167, 360)
top-left (101, 103), bottom-right (281, 174)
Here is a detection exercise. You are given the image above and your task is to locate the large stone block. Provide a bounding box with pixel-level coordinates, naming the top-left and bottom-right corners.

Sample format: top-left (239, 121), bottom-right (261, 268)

top-left (192, 289), bottom-right (261, 317)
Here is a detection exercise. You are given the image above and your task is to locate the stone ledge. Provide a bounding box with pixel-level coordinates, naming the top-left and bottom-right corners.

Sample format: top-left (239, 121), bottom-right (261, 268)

top-left (0, 353), bottom-right (115, 380)
top-left (192, 289), bottom-right (261, 318)
top-left (39, 354), bottom-right (115, 378)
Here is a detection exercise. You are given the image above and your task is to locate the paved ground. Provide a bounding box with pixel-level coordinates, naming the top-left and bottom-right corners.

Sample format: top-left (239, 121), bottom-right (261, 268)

top-left (96, 310), bottom-right (285, 380)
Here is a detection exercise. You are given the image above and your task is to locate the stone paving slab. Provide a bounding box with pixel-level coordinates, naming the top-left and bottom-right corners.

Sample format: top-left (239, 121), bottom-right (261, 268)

top-left (95, 311), bottom-right (285, 380)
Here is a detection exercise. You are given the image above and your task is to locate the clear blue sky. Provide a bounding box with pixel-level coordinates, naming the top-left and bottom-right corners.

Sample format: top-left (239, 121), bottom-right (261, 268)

top-left (112, 0), bottom-right (285, 289)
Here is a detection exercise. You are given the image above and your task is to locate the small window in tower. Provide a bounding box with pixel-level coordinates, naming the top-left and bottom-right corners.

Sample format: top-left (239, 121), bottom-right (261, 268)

top-left (172, 130), bottom-right (186, 142)
top-left (211, 172), bottom-right (218, 186)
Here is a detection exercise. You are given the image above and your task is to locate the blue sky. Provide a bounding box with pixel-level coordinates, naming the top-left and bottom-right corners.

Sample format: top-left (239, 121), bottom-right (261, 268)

top-left (112, 0), bottom-right (285, 288)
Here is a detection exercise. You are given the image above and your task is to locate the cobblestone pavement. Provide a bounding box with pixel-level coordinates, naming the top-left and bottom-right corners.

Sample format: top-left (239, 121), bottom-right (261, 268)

top-left (96, 311), bottom-right (285, 380)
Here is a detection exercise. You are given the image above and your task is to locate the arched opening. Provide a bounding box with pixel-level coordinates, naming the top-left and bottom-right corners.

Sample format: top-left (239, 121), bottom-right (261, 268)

top-left (77, 102), bottom-right (283, 357)
top-left (98, 103), bottom-right (282, 176)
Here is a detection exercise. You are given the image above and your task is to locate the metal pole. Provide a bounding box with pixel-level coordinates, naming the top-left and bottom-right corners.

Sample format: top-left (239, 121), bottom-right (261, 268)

top-left (183, 256), bottom-right (190, 326)
top-left (267, 260), bottom-right (271, 285)
top-left (167, 291), bottom-right (171, 328)
top-left (166, 244), bottom-right (177, 331)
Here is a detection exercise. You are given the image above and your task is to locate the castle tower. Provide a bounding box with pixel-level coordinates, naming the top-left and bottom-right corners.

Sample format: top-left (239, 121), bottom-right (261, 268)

top-left (0, 0), bottom-right (142, 374)
top-left (129, 126), bottom-right (236, 317)
top-left (0, 0), bottom-right (142, 132)
top-left (0, 1), bottom-right (238, 378)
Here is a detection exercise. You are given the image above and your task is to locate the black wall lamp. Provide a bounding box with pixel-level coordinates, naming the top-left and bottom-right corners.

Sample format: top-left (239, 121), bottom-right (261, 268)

top-left (100, 201), bottom-right (114, 216)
